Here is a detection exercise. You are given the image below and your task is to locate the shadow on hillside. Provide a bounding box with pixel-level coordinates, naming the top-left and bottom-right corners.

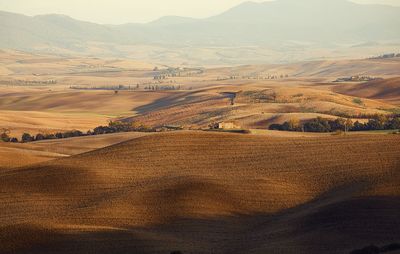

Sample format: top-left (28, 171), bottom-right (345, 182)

top-left (131, 90), bottom-right (229, 115)
top-left (3, 195), bottom-right (399, 254)
top-left (131, 91), bottom-right (201, 114)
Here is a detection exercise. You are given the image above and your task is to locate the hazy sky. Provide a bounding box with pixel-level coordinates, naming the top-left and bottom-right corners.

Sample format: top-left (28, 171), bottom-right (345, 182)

top-left (0, 0), bottom-right (399, 24)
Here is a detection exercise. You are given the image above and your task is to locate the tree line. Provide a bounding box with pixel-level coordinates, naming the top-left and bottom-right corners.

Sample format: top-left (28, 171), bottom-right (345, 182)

top-left (0, 121), bottom-right (154, 143)
top-left (269, 115), bottom-right (400, 133)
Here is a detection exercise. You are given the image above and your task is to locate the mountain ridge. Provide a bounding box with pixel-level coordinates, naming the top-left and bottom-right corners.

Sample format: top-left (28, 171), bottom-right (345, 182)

top-left (1, 0), bottom-right (400, 63)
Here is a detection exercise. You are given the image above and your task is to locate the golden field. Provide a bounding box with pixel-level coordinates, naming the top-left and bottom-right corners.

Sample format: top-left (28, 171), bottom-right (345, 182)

top-left (0, 50), bottom-right (400, 254)
top-left (1, 132), bottom-right (399, 253)
top-left (1, 50), bottom-right (400, 136)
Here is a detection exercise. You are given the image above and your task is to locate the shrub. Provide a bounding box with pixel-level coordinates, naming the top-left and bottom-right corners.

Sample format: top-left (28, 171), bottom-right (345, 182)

top-left (21, 133), bottom-right (34, 143)
top-left (269, 123), bottom-right (283, 131)
top-left (271, 115), bottom-right (399, 133)
top-left (303, 117), bottom-right (331, 132)
top-left (0, 132), bottom-right (10, 142)
top-left (35, 133), bottom-right (45, 141)
top-left (386, 117), bottom-right (400, 130)
top-left (353, 98), bottom-right (364, 105)
top-left (0, 128), bottom-right (11, 142)
top-left (45, 134), bottom-right (57, 139)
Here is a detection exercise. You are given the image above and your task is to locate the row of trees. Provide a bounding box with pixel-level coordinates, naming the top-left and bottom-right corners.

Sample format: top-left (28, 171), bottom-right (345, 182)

top-left (144, 84), bottom-right (182, 91)
top-left (0, 121), bottom-right (155, 143)
top-left (70, 84), bottom-right (140, 90)
top-left (91, 121), bottom-right (153, 135)
top-left (269, 115), bottom-right (400, 133)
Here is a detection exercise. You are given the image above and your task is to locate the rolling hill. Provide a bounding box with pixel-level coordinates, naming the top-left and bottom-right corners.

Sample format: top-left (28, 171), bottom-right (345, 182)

top-left (334, 77), bottom-right (400, 105)
top-left (0, 132), bottom-right (149, 170)
top-left (1, 131), bottom-right (399, 254)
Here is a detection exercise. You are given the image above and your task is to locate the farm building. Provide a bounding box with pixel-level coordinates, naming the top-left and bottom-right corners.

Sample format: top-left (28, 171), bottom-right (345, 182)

top-left (218, 121), bottom-right (241, 130)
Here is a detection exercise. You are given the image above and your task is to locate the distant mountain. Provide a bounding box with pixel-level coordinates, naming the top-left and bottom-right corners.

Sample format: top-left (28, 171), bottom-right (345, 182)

top-left (1, 0), bottom-right (400, 63)
top-left (148, 16), bottom-right (198, 26)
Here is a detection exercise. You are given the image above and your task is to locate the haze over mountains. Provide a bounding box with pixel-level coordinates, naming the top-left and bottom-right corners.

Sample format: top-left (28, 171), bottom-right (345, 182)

top-left (1, 0), bottom-right (400, 64)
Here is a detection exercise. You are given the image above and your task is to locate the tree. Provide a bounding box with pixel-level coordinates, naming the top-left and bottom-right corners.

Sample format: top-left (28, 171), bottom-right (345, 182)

top-left (288, 118), bottom-right (300, 131)
top-left (0, 128), bottom-right (10, 142)
top-left (345, 119), bottom-right (353, 133)
top-left (304, 117), bottom-right (331, 132)
top-left (45, 134), bottom-right (56, 139)
top-left (352, 121), bottom-right (365, 131)
top-left (330, 118), bottom-right (346, 131)
top-left (386, 117), bottom-right (400, 130)
top-left (271, 92), bottom-right (277, 102)
top-left (21, 133), bottom-right (34, 143)
top-left (269, 123), bottom-right (283, 131)
top-left (35, 133), bottom-right (45, 141)
top-left (55, 132), bottom-right (64, 139)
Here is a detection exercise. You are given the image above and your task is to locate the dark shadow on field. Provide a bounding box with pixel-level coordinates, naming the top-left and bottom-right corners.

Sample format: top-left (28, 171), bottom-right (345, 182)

top-left (131, 90), bottom-right (229, 115)
top-left (3, 195), bottom-right (399, 254)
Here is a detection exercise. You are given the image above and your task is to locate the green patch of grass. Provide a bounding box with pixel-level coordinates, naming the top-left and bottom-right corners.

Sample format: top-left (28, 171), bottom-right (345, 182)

top-left (352, 98), bottom-right (364, 106)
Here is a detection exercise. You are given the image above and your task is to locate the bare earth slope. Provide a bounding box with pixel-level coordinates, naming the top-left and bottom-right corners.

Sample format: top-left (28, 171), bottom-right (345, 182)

top-left (1, 131), bottom-right (399, 254)
top-left (0, 132), bottom-right (149, 170)
top-left (334, 77), bottom-right (400, 105)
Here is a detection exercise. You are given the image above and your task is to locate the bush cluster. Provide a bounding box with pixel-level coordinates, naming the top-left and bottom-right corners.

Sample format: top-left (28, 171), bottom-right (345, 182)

top-left (1, 121), bottom-right (154, 143)
top-left (269, 115), bottom-right (400, 133)
top-left (91, 121), bottom-right (153, 135)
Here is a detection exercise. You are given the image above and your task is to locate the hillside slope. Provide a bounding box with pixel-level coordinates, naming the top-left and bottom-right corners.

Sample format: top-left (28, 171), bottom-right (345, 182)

top-left (1, 131), bottom-right (399, 254)
top-left (0, 132), bottom-right (149, 169)
top-left (334, 77), bottom-right (400, 105)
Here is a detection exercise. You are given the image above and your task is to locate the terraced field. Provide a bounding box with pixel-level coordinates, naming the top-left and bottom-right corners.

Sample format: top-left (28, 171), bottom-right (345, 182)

top-left (1, 131), bottom-right (399, 254)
